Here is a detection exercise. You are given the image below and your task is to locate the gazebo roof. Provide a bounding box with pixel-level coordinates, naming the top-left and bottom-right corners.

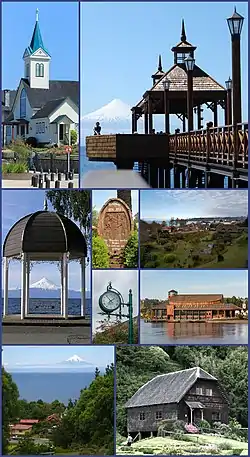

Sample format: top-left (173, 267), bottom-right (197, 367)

top-left (3, 211), bottom-right (87, 261)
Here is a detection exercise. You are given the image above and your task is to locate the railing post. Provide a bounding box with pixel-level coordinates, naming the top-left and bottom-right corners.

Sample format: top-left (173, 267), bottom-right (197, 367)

top-left (174, 129), bottom-right (178, 159)
top-left (233, 123), bottom-right (239, 170)
top-left (206, 122), bottom-right (212, 164)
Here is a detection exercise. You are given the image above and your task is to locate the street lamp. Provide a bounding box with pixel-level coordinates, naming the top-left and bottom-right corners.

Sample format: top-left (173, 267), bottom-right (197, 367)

top-left (227, 8), bottom-right (244, 125)
top-left (225, 77), bottom-right (232, 125)
top-left (163, 78), bottom-right (170, 133)
top-left (184, 54), bottom-right (195, 131)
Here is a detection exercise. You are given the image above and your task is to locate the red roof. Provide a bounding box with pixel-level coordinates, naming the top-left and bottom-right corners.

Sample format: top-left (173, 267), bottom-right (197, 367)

top-left (10, 424), bottom-right (33, 431)
top-left (20, 419), bottom-right (39, 424)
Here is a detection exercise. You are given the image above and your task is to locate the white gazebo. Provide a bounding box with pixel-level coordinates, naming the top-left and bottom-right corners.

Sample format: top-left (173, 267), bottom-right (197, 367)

top-left (3, 209), bottom-right (87, 320)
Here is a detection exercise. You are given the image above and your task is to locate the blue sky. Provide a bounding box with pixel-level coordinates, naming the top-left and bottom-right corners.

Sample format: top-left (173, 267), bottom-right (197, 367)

top-left (92, 190), bottom-right (138, 216)
top-left (141, 270), bottom-right (248, 299)
top-left (81, 2), bottom-right (248, 124)
top-left (2, 2), bottom-right (79, 88)
top-left (2, 190), bottom-right (90, 291)
top-left (2, 345), bottom-right (114, 370)
top-left (140, 190), bottom-right (248, 220)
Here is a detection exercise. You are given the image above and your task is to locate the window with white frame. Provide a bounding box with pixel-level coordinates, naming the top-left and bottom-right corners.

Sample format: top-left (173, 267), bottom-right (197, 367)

top-left (20, 88), bottom-right (26, 118)
top-left (36, 63), bottom-right (44, 77)
top-left (155, 411), bottom-right (162, 420)
top-left (206, 389), bottom-right (213, 396)
top-left (212, 412), bottom-right (221, 421)
top-left (196, 387), bottom-right (203, 395)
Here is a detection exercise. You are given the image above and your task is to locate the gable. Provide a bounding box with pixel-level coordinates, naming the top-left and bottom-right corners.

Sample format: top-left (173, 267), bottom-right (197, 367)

top-left (30, 48), bottom-right (50, 58)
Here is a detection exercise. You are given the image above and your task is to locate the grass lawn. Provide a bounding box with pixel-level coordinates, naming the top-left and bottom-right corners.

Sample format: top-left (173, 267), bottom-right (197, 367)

top-left (117, 435), bottom-right (248, 455)
top-left (141, 232), bottom-right (248, 269)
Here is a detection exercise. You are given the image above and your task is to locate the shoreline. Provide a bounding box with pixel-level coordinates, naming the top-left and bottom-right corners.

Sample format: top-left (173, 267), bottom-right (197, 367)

top-left (143, 318), bottom-right (248, 324)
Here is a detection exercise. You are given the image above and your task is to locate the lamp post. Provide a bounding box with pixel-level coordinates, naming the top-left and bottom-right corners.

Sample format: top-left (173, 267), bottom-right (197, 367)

top-left (184, 54), bottom-right (195, 131)
top-left (225, 77), bottom-right (232, 125)
top-left (227, 8), bottom-right (244, 125)
top-left (163, 78), bottom-right (170, 133)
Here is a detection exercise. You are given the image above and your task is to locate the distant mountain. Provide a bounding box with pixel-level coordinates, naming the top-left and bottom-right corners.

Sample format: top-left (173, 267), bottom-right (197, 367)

top-left (81, 99), bottom-right (144, 136)
top-left (62, 355), bottom-right (94, 366)
top-left (4, 277), bottom-right (91, 299)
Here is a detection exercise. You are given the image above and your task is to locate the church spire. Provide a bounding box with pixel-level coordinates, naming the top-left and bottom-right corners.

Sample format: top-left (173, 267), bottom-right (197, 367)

top-left (181, 19), bottom-right (186, 42)
top-left (158, 54), bottom-right (162, 72)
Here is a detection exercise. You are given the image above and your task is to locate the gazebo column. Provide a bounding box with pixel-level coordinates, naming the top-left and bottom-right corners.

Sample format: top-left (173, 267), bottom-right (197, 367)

top-left (25, 255), bottom-right (30, 316)
top-left (80, 257), bottom-right (86, 317)
top-left (21, 253), bottom-right (28, 320)
top-left (3, 257), bottom-right (9, 317)
top-left (182, 114), bottom-right (186, 132)
top-left (144, 111), bottom-right (149, 134)
top-left (62, 253), bottom-right (69, 319)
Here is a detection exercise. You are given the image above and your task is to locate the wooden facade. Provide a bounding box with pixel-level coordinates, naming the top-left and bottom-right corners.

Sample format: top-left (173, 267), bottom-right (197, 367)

top-left (150, 291), bottom-right (241, 321)
top-left (126, 367), bottom-right (229, 434)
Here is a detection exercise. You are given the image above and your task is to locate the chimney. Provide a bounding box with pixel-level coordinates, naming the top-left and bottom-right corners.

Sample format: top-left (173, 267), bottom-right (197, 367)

top-left (4, 90), bottom-right (10, 108)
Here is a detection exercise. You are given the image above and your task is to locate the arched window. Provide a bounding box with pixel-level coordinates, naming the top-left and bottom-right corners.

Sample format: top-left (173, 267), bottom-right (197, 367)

top-left (36, 63), bottom-right (44, 77)
top-left (20, 88), bottom-right (26, 118)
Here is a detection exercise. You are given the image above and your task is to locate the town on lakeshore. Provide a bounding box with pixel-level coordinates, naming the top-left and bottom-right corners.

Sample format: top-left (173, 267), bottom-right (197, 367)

top-left (2, 345), bottom-right (114, 455)
top-left (140, 190), bottom-right (248, 269)
top-left (2, 4), bottom-right (79, 188)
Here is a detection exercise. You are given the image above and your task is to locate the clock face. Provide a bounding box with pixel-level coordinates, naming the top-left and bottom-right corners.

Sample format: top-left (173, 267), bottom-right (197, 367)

top-left (99, 290), bottom-right (121, 313)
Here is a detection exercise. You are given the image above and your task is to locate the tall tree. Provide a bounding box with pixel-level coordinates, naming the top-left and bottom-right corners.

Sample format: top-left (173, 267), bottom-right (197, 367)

top-left (2, 368), bottom-right (20, 454)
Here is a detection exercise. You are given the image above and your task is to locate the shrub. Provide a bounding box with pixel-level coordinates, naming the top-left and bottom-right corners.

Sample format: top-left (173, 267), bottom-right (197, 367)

top-left (26, 136), bottom-right (37, 147)
top-left (164, 254), bottom-right (177, 264)
top-left (218, 254), bottom-right (224, 262)
top-left (124, 231), bottom-right (138, 268)
top-left (92, 234), bottom-right (109, 268)
top-left (2, 162), bottom-right (27, 173)
top-left (70, 130), bottom-right (77, 145)
top-left (197, 419), bottom-right (211, 432)
top-left (9, 139), bottom-right (30, 164)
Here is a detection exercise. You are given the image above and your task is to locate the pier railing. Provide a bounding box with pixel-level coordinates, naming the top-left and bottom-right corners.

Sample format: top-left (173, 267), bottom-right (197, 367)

top-left (169, 123), bottom-right (248, 169)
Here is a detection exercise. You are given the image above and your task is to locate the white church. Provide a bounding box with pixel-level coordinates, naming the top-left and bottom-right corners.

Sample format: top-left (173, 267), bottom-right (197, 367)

top-left (2, 9), bottom-right (79, 147)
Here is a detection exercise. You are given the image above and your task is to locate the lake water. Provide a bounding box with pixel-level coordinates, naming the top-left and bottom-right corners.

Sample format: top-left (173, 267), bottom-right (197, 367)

top-left (140, 319), bottom-right (248, 344)
top-left (80, 147), bottom-right (229, 188)
top-left (10, 372), bottom-right (96, 403)
top-left (5, 298), bottom-right (91, 316)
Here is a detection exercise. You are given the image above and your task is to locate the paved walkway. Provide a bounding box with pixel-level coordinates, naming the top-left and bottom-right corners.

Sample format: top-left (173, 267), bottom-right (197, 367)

top-left (3, 175), bottom-right (79, 188)
top-left (3, 325), bottom-right (91, 344)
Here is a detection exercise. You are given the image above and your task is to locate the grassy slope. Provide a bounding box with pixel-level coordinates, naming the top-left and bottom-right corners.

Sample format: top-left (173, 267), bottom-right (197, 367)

top-left (117, 435), bottom-right (248, 455)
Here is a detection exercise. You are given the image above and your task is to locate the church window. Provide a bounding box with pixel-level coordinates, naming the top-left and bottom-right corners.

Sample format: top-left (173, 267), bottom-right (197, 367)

top-left (20, 89), bottom-right (26, 118)
top-left (36, 63), bottom-right (44, 77)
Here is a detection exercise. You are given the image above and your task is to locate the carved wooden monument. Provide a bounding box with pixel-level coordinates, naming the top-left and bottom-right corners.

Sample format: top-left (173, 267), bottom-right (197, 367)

top-left (97, 198), bottom-right (133, 255)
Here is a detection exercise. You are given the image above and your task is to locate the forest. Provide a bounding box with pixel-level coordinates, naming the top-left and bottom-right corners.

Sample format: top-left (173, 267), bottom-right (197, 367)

top-left (2, 365), bottom-right (114, 455)
top-left (116, 345), bottom-right (248, 438)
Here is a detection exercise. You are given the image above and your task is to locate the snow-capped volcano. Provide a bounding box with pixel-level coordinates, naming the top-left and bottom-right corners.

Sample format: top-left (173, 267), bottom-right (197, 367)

top-left (82, 99), bottom-right (131, 122)
top-left (30, 277), bottom-right (59, 290)
top-left (66, 355), bottom-right (85, 363)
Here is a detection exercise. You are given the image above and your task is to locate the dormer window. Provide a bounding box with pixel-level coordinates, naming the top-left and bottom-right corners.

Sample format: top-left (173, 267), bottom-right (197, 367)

top-left (36, 63), bottom-right (44, 77)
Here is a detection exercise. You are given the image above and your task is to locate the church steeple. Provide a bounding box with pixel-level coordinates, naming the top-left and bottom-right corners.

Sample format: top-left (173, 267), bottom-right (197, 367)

top-left (23, 9), bottom-right (51, 89)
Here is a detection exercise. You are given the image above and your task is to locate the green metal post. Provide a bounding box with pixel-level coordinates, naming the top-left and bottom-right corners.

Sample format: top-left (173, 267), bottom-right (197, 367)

top-left (128, 289), bottom-right (133, 344)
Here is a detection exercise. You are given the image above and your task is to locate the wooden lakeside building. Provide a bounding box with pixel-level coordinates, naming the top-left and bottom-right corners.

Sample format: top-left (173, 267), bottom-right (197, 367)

top-left (149, 289), bottom-right (242, 322)
top-left (86, 12), bottom-right (248, 188)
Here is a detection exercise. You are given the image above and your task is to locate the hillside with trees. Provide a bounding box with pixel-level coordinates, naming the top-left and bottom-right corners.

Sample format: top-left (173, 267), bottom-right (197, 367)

top-left (2, 365), bottom-right (114, 455)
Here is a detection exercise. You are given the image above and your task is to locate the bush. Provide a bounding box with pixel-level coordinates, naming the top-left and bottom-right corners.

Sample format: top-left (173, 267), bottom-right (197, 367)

top-left (164, 254), bottom-right (177, 264)
top-left (218, 254), bottom-right (224, 262)
top-left (9, 139), bottom-right (30, 164)
top-left (26, 136), bottom-right (37, 147)
top-left (92, 234), bottom-right (109, 268)
top-left (2, 162), bottom-right (27, 173)
top-left (197, 419), bottom-right (211, 432)
top-left (70, 130), bottom-right (77, 145)
top-left (124, 231), bottom-right (138, 268)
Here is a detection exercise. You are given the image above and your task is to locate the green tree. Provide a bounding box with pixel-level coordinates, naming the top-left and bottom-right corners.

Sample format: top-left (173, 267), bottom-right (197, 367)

top-left (95, 367), bottom-right (101, 378)
top-left (46, 190), bottom-right (91, 241)
top-left (123, 231), bottom-right (138, 268)
top-left (70, 129), bottom-right (77, 145)
top-left (92, 233), bottom-right (110, 268)
top-left (2, 368), bottom-right (20, 454)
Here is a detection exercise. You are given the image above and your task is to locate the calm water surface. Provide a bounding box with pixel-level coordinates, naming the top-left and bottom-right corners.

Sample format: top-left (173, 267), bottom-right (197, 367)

top-left (140, 319), bottom-right (248, 344)
top-left (5, 298), bottom-right (91, 316)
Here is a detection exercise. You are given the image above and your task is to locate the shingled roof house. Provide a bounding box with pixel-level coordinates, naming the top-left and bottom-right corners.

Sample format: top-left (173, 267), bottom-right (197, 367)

top-left (125, 367), bottom-right (229, 436)
top-left (2, 9), bottom-right (78, 147)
